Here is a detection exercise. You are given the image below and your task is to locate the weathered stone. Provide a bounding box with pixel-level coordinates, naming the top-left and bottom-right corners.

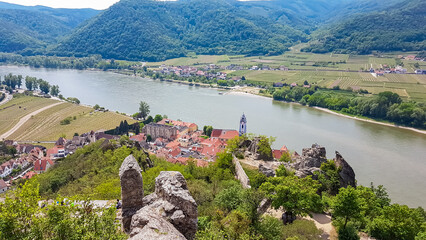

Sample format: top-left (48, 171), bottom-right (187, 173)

top-left (233, 158), bottom-right (251, 189)
top-left (120, 155), bottom-right (144, 233)
top-left (247, 137), bottom-right (273, 161)
top-left (129, 206), bottom-right (186, 240)
top-left (154, 171), bottom-right (198, 240)
top-left (259, 164), bottom-right (275, 177)
top-left (334, 151), bottom-right (356, 188)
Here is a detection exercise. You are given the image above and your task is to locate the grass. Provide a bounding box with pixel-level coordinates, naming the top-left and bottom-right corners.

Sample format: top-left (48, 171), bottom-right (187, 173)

top-left (2, 96), bottom-right (136, 141)
top-left (0, 95), bottom-right (57, 134)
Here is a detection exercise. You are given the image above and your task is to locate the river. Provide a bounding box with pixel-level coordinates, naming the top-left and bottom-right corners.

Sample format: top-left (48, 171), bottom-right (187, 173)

top-left (1, 65), bottom-right (425, 208)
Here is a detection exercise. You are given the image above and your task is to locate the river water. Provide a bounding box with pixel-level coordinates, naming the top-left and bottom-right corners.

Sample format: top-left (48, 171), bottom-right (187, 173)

top-left (1, 65), bottom-right (425, 208)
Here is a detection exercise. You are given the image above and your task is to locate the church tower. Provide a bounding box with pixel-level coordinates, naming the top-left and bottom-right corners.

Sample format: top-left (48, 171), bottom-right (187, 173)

top-left (239, 113), bottom-right (247, 136)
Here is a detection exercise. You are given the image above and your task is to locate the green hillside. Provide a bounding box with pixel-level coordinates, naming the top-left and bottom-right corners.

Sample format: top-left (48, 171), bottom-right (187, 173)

top-left (303, 0), bottom-right (426, 54)
top-left (53, 0), bottom-right (307, 61)
top-left (0, 2), bottom-right (99, 53)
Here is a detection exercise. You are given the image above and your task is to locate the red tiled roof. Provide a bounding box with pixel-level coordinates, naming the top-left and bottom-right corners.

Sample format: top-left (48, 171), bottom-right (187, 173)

top-left (0, 179), bottom-right (7, 189)
top-left (169, 147), bottom-right (181, 157)
top-left (130, 134), bottom-right (146, 142)
top-left (219, 130), bottom-right (239, 140)
top-left (22, 171), bottom-right (37, 179)
top-left (34, 158), bottom-right (54, 172)
top-left (272, 150), bottom-right (283, 160)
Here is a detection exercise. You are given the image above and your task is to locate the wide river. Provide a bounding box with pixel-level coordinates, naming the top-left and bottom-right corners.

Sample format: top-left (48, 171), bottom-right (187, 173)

top-left (1, 66), bottom-right (425, 208)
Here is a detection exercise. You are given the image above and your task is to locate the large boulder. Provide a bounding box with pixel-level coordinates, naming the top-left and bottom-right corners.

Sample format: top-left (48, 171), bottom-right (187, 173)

top-left (292, 144), bottom-right (327, 169)
top-left (334, 151), bottom-right (356, 188)
top-left (129, 205), bottom-right (186, 240)
top-left (153, 171), bottom-right (198, 239)
top-left (246, 137), bottom-right (273, 161)
top-left (259, 164), bottom-right (275, 177)
top-left (120, 155), bottom-right (144, 233)
top-left (120, 155), bottom-right (198, 240)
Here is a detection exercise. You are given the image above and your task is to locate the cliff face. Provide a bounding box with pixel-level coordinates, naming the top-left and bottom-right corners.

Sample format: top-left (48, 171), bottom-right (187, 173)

top-left (119, 155), bottom-right (198, 240)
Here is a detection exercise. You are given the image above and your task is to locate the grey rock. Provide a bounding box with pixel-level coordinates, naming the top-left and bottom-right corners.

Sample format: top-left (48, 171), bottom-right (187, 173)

top-left (154, 171), bottom-right (198, 240)
top-left (129, 206), bottom-right (186, 240)
top-left (334, 151), bottom-right (356, 188)
top-left (259, 164), bottom-right (275, 177)
top-left (120, 155), bottom-right (144, 233)
top-left (246, 137), bottom-right (273, 161)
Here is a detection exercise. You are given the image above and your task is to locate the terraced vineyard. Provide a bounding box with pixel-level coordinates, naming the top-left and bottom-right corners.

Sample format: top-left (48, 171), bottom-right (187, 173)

top-left (0, 95), bottom-right (56, 135)
top-left (7, 100), bottom-right (136, 141)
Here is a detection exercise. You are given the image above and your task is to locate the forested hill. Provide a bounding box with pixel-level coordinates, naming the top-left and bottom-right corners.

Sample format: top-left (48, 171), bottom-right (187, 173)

top-left (303, 0), bottom-right (426, 54)
top-left (0, 1), bottom-right (99, 54)
top-left (53, 0), bottom-right (307, 61)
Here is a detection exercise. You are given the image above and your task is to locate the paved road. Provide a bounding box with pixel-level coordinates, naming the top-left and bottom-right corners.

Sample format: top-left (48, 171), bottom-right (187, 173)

top-left (0, 91), bottom-right (12, 106)
top-left (0, 102), bottom-right (64, 140)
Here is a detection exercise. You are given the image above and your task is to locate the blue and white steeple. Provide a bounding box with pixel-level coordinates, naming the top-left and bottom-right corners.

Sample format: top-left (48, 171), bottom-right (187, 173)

top-left (239, 113), bottom-right (247, 136)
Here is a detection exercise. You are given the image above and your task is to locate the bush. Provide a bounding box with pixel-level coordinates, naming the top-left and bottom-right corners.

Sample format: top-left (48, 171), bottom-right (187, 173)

top-left (257, 216), bottom-right (284, 240)
top-left (282, 219), bottom-right (323, 240)
top-left (338, 226), bottom-right (360, 240)
top-left (60, 117), bottom-right (73, 125)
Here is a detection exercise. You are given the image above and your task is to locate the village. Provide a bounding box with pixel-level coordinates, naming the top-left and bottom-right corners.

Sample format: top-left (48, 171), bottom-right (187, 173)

top-left (0, 114), bottom-right (290, 194)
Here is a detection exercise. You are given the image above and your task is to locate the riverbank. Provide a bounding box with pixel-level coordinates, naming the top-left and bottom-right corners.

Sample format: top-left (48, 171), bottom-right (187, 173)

top-left (228, 87), bottom-right (426, 135)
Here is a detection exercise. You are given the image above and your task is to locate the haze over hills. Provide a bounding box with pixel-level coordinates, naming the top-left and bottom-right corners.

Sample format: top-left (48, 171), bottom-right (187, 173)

top-left (0, 0), bottom-right (424, 61)
top-left (0, 1), bottom-right (99, 53)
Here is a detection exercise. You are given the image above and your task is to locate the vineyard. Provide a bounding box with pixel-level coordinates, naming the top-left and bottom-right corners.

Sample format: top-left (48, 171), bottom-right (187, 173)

top-left (7, 101), bottom-right (136, 141)
top-left (0, 95), bottom-right (56, 134)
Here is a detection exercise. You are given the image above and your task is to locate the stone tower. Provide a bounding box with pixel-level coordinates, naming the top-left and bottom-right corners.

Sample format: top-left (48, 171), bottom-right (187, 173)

top-left (239, 113), bottom-right (247, 136)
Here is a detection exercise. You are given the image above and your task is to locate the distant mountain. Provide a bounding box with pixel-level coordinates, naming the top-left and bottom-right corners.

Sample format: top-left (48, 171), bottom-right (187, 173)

top-left (0, 1), bottom-right (99, 53)
top-left (53, 0), bottom-right (307, 61)
top-left (303, 0), bottom-right (426, 54)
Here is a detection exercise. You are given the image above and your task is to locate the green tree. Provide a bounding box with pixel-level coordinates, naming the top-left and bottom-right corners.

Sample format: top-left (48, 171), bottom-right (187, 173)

top-left (332, 186), bottom-right (362, 229)
top-left (50, 85), bottom-right (60, 96)
top-left (39, 80), bottom-right (50, 94)
top-left (368, 204), bottom-right (426, 240)
top-left (139, 101), bottom-right (150, 120)
top-left (260, 175), bottom-right (322, 223)
top-left (154, 114), bottom-right (163, 123)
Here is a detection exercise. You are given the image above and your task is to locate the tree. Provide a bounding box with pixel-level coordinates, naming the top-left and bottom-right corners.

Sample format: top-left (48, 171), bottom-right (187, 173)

top-left (154, 114), bottom-right (163, 123)
top-left (139, 101), bottom-right (150, 120)
top-left (50, 85), bottom-right (60, 96)
top-left (332, 186), bottom-right (362, 229)
top-left (17, 75), bottom-right (22, 88)
top-left (203, 125), bottom-right (213, 137)
top-left (39, 80), bottom-right (50, 94)
top-left (260, 175), bottom-right (322, 223)
top-left (368, 204), bottom-right (426, 240)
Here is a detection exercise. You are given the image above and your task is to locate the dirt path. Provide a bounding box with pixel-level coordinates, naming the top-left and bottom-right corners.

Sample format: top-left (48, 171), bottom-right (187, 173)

top-left (0, 102), bottom-right (64, 140)
top-left (0, 92), bottom-right (12, 106)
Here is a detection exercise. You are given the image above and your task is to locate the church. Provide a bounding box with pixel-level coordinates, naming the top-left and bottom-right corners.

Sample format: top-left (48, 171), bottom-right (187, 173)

top-left (239, 113), bottom-right (247, 136)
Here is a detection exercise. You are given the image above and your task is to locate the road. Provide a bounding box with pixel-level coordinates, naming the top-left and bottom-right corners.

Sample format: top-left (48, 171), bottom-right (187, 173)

top-left (0, 102), bottom-right (64, 140)
top-left (0, 91), bottom-right (12, 106)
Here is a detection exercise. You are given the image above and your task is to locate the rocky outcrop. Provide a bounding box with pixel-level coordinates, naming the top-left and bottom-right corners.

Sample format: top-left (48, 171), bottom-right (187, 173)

top-left (120, 160), bottom-right (198, 240)
top-left (120, 155), bottom-right (144, 233)
top-left (244, 137), bottom-right (273, 161)
top-left (290, 144), bottom-right (326, 179)
top-left (334, 151), bottom-right (356, 188)
top-left (259, 164), bottom-right (275, 177)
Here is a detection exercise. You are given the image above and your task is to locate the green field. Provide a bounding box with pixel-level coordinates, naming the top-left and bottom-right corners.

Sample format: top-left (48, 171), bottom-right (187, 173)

top-left (1, 96), bottom-right (136, 141)
top-left (145, 50), bottom-right (426, 102)
top-left (0, 95), bottom-right (56, 135)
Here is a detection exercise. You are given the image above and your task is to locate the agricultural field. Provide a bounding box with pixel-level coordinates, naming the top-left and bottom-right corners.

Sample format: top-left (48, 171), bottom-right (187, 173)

top-left (2, 96), bottom-right (136, 141)
top-left (0, 95), bottom-right (56, 135)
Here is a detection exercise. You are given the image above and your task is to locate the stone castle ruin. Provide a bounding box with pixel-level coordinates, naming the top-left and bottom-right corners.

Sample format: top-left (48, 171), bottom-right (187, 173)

top-left (119, 155), bottom-right (197, 240)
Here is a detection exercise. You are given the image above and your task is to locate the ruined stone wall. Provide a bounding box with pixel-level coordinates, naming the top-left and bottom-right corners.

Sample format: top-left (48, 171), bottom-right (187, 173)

top-left (233, 157), bottom-right (251, 189)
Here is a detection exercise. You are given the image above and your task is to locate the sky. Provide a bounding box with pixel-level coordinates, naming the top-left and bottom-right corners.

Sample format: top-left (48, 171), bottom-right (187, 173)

top-left (0, 0), bottom-right (121, 9)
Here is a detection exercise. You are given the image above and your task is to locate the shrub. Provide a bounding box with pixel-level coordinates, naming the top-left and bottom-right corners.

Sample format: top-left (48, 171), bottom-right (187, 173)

top-left (282, 219), bottom-right (323, 240)
top-left (338, 225), bottom-right (360, 240)
top-left (257, 216), bottom-right (284, 240)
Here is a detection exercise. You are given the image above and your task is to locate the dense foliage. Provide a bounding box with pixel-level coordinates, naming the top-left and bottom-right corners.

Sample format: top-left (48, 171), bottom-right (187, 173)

top-left (0, 182), bottom-right (126, 240)
top-left (273, 86), bottom-right (426, 129)
top-left (54, 0), bottom-right (306, 61)
top-left (303, 0), bottom-right (426, 54)
top-left (0, 2), bottom-right (99, 54)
